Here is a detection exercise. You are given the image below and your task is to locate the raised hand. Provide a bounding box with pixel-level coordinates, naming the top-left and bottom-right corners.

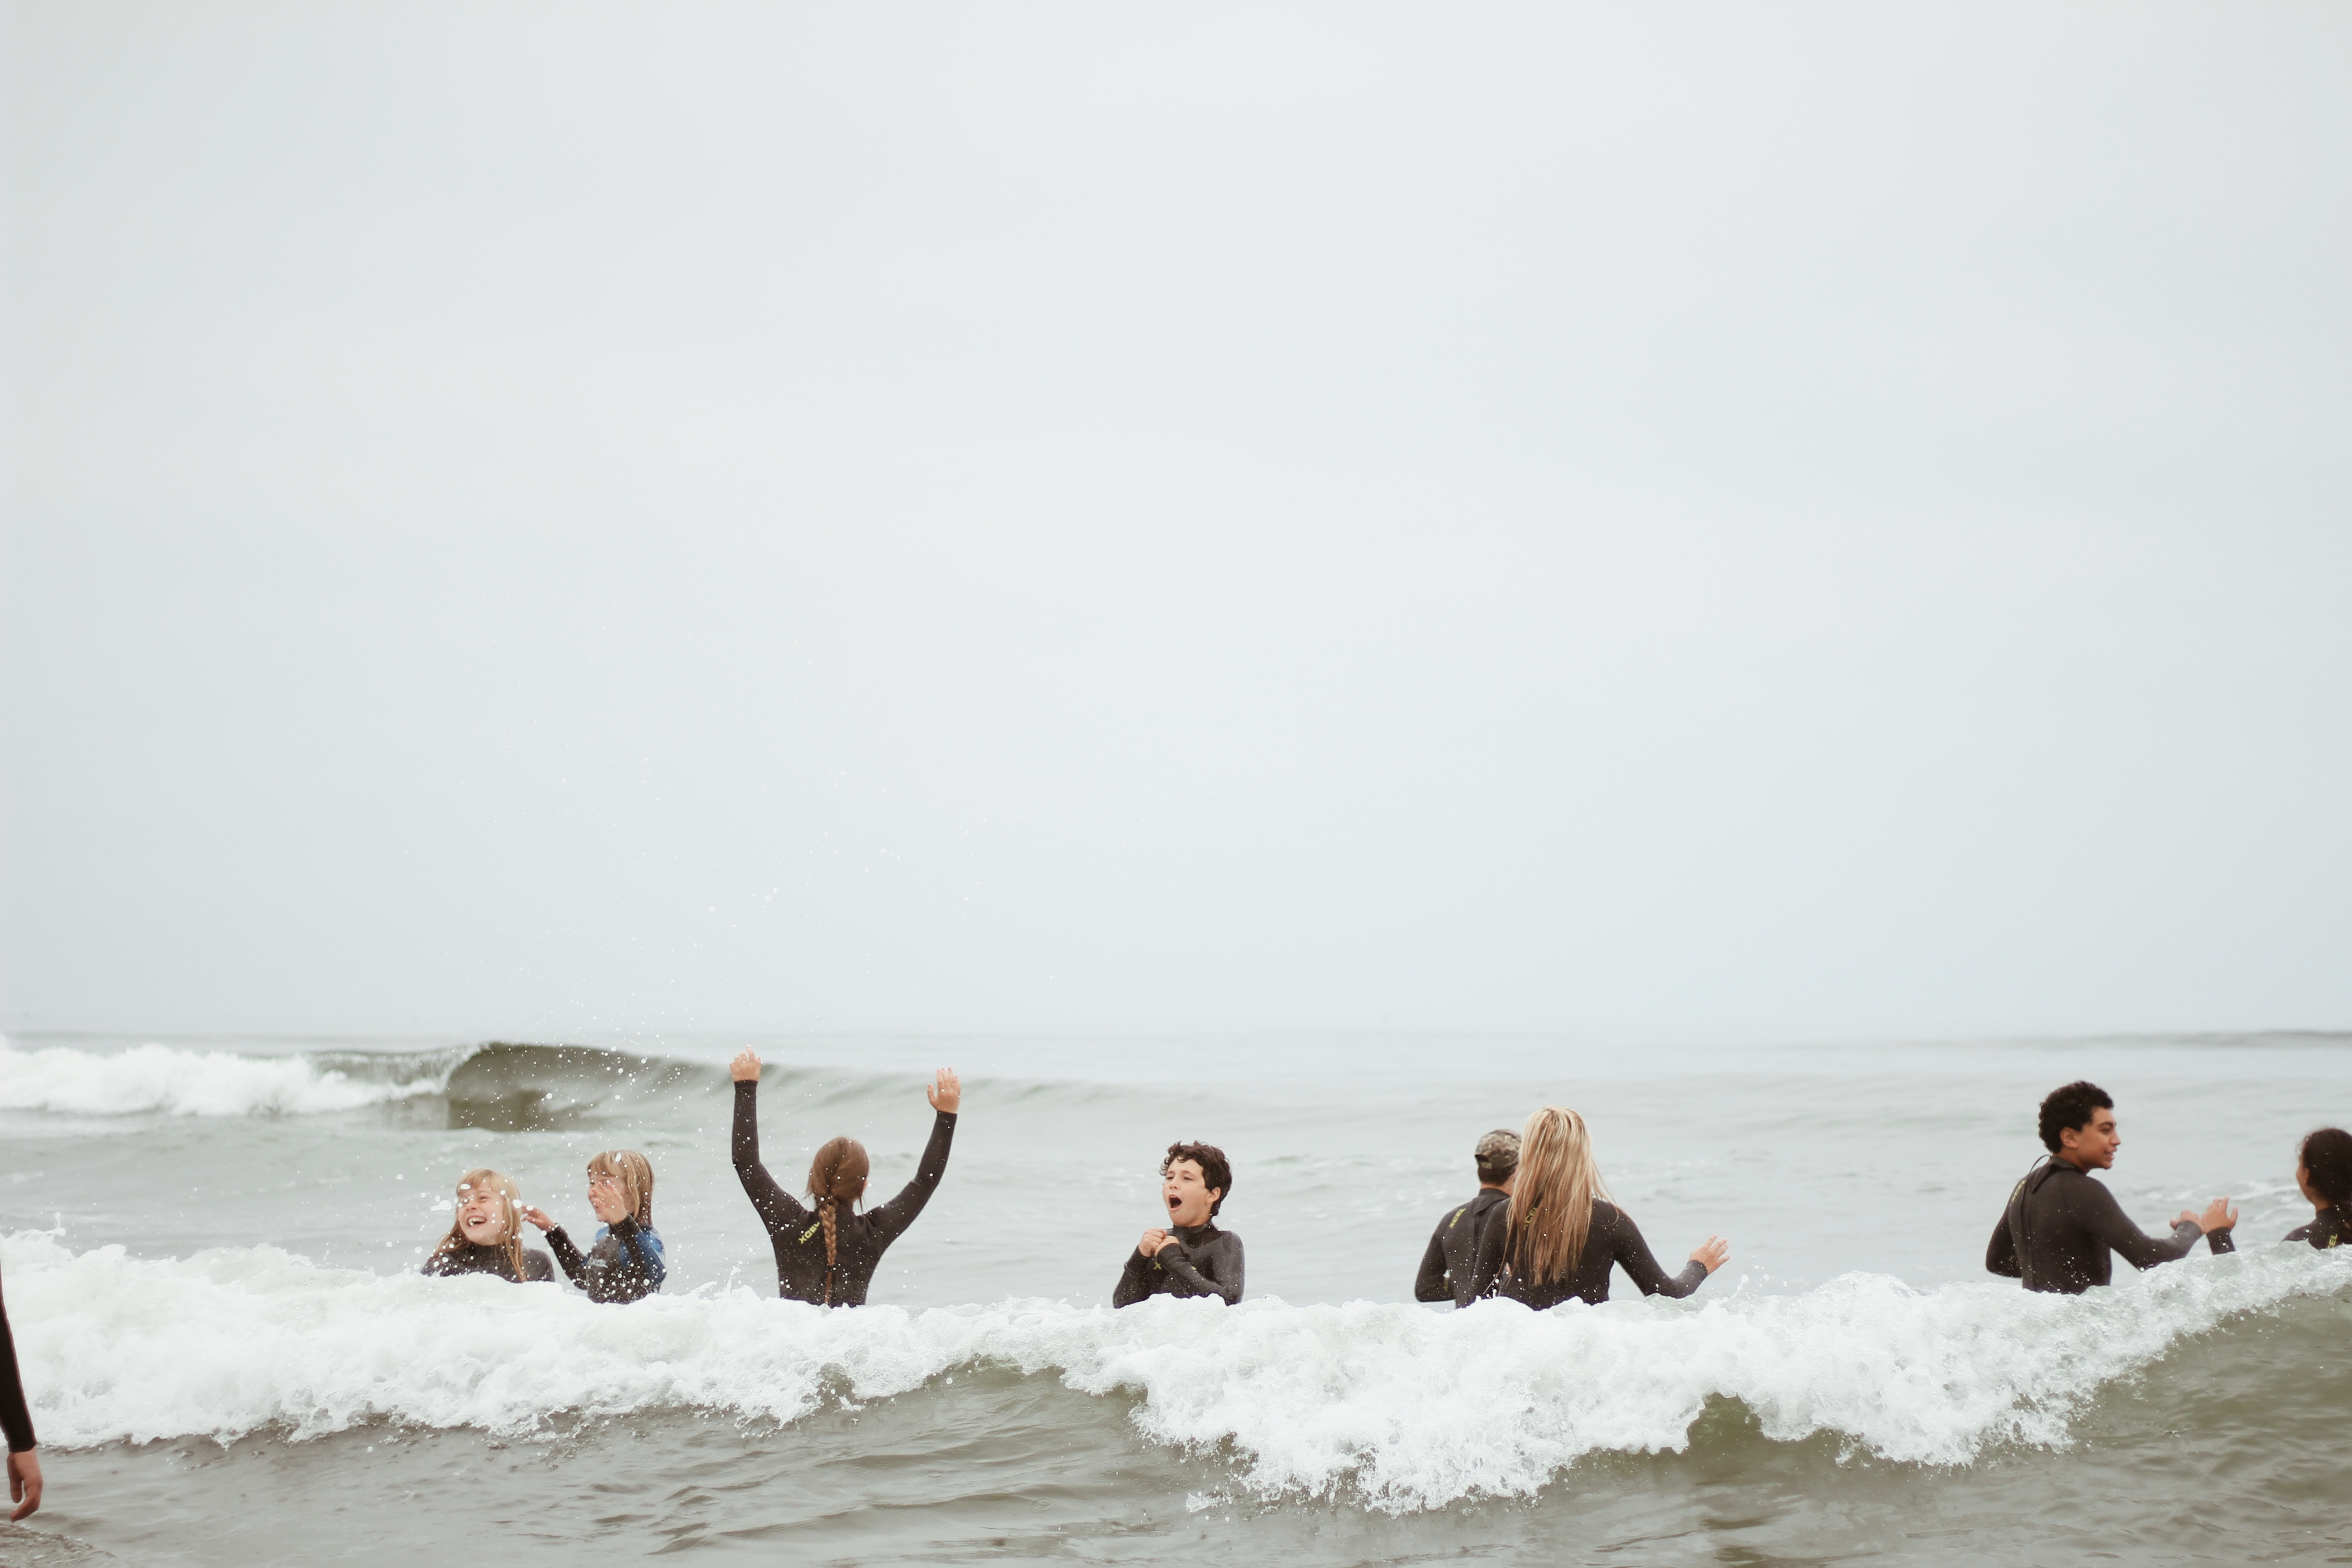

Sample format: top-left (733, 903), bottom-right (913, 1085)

top-left (518, 1205), bottom-right (556, 1232)
top-left (926, 1068), bottom-right (962, 1115)
top-left (2196, 1196), bottom-right (2238, 1234)
top-left (730, 1049), bottom-right (761, 1083)
top-left (1690, 1235), bottom-right (1730, 1273)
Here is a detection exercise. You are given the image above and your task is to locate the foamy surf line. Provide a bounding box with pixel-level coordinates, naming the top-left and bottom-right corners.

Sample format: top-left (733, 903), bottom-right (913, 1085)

top-left (0, 1039), bottom-right (458, 1117)
top-left (6, 1233), bottom-right (2345, 1510)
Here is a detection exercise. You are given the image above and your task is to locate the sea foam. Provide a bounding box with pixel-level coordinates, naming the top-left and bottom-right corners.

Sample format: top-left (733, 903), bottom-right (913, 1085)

top-left (0, 1039), bottom-right (451, 1117)
top-left (6, 1230), bottom-right (2344, 1510)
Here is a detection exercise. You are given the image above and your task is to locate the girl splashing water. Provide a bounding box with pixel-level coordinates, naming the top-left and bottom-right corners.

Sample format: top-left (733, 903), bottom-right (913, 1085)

top-left (422, 1169), bottom-right (555, 1283)
top-left (522, 1150), bottom-right (666, 1302)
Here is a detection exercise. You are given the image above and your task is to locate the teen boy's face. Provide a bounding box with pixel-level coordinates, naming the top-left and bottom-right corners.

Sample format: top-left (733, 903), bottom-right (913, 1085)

top-left (1163, 1158), bottom-right (1221, 1228)
top-left (2058, 1108), bottom-right (2121, 1171)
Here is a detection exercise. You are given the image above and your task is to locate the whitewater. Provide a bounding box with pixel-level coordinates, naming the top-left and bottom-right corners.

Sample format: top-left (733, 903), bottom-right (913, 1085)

top-left (2, 1030), bottom-right (2348, 1564)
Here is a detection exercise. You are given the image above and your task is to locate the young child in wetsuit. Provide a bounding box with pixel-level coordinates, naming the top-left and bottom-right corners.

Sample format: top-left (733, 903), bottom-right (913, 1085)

top-left (522, 1149), bottom-right (666, 1303)
top-left (422, 1169), bottom-right (557, 1282)
top-left (1114, 1142), bottom-right (1244, 1306)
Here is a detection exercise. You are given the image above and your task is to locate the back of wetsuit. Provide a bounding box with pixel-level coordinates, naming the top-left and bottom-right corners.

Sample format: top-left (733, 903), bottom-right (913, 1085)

top-left (1415, 1188), bottom-right (1507, 1307)
top-left (1988, 1160), bottom-right (2200, 1294)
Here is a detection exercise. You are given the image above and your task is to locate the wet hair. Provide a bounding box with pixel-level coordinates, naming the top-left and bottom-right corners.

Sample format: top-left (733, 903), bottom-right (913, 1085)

top-left (588, 1149), bottom-right (655, 1227)
top-left (2038, 1081), bottom-right (2113, 1153)
top-left (1162, 1142), bottom-right (1233, 1217)
top-left (1504, 1107), bottom-right (1610, 1287)
top-left (806, 1136), bottom-right (871, 1303)
top-left (2300, 1127), bottom-right (2352, 1207)
top-left (430, 1168), bottom-right (528, 1282)
top-left (1475, 1128), bottom-right (1521, 1184)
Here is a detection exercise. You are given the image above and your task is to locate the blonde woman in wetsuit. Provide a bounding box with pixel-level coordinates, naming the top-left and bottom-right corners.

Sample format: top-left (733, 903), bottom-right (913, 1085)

top-left (728, 1050), bottom-right (960, 1306)
top-left (421, 1168), bottom-right (556, 1283)
top-left (1468, 1106), bottom-right (1728, 1309)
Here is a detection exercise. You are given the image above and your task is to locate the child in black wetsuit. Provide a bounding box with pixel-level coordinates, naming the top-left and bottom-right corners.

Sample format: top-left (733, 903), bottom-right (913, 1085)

top-left (421, 1168), bottom-right (556, 1283)
top-left (730, 1050), bottom-right (961, 1306)
top-left (522, 1149), bottom-right (666, 1302)
top-left (2208, 1127), bottom-right (2352, 1255)
top-left (1114, 1142), bottom-right (1244, 1306)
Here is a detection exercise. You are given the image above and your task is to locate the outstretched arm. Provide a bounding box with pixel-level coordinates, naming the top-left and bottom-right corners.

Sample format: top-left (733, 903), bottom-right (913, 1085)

top-left (730, 1054), bottom-right (813, 1237)
top-left (540, 1225), bottom-right (590, 1289)
top-left (1607, 1208), bottom-right (1713, 1298)
top-left (866, 1070), bottom-right (961, 1245)
top-left (2074, 1181), bottom-right (2213, 1271)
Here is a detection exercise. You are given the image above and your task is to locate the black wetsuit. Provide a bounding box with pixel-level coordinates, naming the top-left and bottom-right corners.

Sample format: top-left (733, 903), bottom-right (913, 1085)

top-left (2205, 1204), bottom-right (2351, 1254)
top-left (0, 1264), bottom-right (34, 1455)
top-left (1468, 1199), bottom-right (1708, 1309)
top-left (421, 1241), bottom-right (556, 1283)
top-left (1984, 1159), bottom-right (2202, 1294)
top-left (732, 1079), bottom-right (956, 1306)
top-left (2286, 1207), bottom-right (2352, 1250)
top-left (546, 1217), bottom-right (666, 1303)
top-left (1415, 1187), bottom-right (1509, 1308)
top-left (1114, 1223), bottom-right (1245, 1306)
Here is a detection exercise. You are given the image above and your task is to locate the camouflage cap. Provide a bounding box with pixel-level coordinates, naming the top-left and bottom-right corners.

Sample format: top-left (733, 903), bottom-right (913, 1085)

top-left (1474, 1127), bottom-right (1521, 1176)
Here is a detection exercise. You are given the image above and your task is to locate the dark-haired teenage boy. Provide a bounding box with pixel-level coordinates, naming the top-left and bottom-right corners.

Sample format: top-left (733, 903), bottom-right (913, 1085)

top-left (1113, 1142), bottom-right (1244, 1306)
top-left (1985, 1080), bottom-right (2236, 1294)
top-left (1415, 1128), bottom-right (1518, 1308)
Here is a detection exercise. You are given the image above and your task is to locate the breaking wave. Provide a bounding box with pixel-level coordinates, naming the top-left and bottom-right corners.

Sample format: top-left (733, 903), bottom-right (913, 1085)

top-left (0, 1038), bottom-right (467, 1117)
top-left (6, 1230), bottom-right (2344, 1512)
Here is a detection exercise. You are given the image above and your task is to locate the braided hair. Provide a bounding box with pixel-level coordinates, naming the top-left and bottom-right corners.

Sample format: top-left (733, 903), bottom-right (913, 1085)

top-left (806, 1136), bottom-right (871, 1304)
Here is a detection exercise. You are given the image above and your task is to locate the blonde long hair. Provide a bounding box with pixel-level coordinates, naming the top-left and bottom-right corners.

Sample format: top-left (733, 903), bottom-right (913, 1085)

top-left (588, 1149), bottom-right (655, 1226)
top-left (1502, 1107), bottom-right (1612, 1288)
top-left (431, 1168), bottom-right (528, 1282)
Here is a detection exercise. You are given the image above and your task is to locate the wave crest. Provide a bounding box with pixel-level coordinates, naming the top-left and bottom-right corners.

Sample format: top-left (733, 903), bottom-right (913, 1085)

top-left (0, 1039), bottom-right (463, 1118)
top-left (5, 1231), bottom-right (2344, 1510)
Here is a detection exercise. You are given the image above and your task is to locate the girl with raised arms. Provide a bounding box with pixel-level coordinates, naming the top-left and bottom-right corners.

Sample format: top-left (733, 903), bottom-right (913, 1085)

top-left (1469, 1107), bottom-right (1727, 1308)
top-left (421, 1169), bottom-right (556, 1283)
top-left (729, 1050), bottom-right (960, 1306)
top-left (521, 1149), bottom-right (667, 1303)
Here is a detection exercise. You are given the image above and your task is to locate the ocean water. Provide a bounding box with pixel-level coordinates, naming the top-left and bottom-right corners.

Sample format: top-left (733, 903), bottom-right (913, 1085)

top-left (0, 1030), bottom-right (2347, 1565)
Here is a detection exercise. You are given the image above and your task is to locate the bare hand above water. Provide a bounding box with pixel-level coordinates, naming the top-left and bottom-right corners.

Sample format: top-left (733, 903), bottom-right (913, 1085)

top-left (730, 1049), bottom-right (761, 1083)
top-left (926, 1068), bottom-right (962, 1115)
top-left (518, 1205), bottom-right (556, 1232)
top-left (1689, 1235), bottom-right (1730, 1273)
top-left (8, 1447), bottom-right (39, 1521)
top-left (1138, 1228), bottom-right (1173, 1259)
top-left (2179, 1197), bottom-right (2237, 1233)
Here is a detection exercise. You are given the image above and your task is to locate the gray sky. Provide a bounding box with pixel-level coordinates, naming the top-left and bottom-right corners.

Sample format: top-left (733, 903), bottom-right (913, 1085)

top-left (3, 3), bottom-right (2348, 1041)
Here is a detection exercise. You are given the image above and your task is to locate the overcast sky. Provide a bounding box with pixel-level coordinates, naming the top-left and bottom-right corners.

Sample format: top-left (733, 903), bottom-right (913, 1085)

top-left (2, 3), bottom-right (2347, 1042)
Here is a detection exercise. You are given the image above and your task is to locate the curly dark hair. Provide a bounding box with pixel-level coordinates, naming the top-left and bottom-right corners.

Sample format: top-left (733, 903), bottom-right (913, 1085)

top-left (2038, 1081), bottom-right (2113, 1153)
top-left (2300, 1127), bottom-right (2352, 1206)
top-left (1161, 1141), bottom-right (1233, 1217)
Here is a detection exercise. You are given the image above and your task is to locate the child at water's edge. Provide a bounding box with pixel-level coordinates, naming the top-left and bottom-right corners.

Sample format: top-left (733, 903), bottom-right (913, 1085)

top-left (422, 1169), bottom-right (557, 1282)
top-left (523, 1150), bottom-right (666, 1302)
